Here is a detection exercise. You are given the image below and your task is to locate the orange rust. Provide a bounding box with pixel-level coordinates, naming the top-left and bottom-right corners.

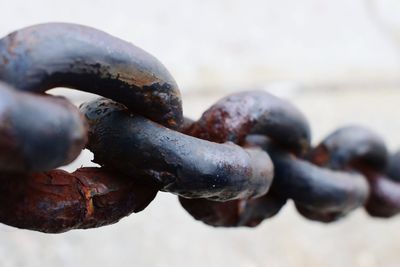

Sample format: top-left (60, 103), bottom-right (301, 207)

top-left (82, 187), bottom-right (95, 218)
top-left (309, 145), bottom-right (330, 166)
top-left (0, 167), bottom-right (159, 233)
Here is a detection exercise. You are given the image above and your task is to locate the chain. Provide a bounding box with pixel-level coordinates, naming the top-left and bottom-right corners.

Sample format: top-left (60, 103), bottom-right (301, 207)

top-left (0, 23), bottom-right (399, 233)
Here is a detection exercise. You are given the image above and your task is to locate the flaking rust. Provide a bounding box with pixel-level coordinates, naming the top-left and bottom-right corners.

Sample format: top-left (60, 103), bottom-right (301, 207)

top-left (186, 90), bottom-right (311, 155)
top-left (0, 168), bottom-right (158, 233)
top-left (0, 23), bottom-right (185, 233)
top-left (0, 23), bottom-right (183, 129)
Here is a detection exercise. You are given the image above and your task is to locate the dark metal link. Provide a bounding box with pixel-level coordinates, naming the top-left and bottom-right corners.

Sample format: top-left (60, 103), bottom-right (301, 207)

top-left (0, 23), bottom-right (183, 129)
top-left (0, 167), bottom-right (158, 233)
top-left (277, 154), bottom-right (369, 222)
top-left (386, 151), bottom-right (400, 182)
top-left (310, 126), bottom-right (400, 217)
top-left (185, 90), bottom-right (311, 155)
top-left (179, 92), bottom-right (369, 226)
top-left (0, 23), bottom-right (399, 233)
top-left (179, 90), bottom-right (310, 226)
top-left (243, 135), bottom-right (370, 222)
top-left (0, 23), bottom-right (183, 233)
top-left (0, 82), bottom-right (86, 172)
top-left (179, 190), bottom-right (286, 227)
top-left (80, 97), bottom-right (274, 201)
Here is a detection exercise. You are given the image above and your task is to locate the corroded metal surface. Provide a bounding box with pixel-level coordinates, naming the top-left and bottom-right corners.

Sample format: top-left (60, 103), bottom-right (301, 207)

top-left (0, 23), bottom-right (183, 233)
top-left (185, 91), bottom-right (310, 155)
top-left (179, 190), bottom-right (286, 227)
top-left (0, 82), bottom-right (86, 172)
top-left (247, 136), bottom-right (369, 223)
top-left (178, 91), bottom-right (306, 226)
top-left (0, 167), bottom-right (158, 233)
top-left (310, 126), bottom-right (400, 217)
top-left (0, 23), bottom-right (182, 129)
top-left (178, 93), bottom-right (368, 226)
top-left (80, 98), bottom-right (274, 201)
top-left (0, 23), bottom-right (399, 233)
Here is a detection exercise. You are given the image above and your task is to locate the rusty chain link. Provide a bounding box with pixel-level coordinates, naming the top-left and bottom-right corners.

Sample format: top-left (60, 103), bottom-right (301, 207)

top-left (0, 23), bottom-right (400, 233)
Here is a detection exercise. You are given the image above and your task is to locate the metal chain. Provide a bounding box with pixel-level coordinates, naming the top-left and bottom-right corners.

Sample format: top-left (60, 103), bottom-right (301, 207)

top-left (0, 23), bottom-right (399, 233)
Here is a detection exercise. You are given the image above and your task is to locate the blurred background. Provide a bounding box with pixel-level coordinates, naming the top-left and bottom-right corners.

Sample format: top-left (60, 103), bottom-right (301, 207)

top-left (1, 0), bottom-right (400, 266)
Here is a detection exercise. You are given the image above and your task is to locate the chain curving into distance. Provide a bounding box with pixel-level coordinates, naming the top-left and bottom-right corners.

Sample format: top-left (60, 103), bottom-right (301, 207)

top-left (0, 23), bottom-right (399, 233)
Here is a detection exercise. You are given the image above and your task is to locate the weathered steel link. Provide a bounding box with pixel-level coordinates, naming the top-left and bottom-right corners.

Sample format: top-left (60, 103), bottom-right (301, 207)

top-left (179, 92), bottom-right (368, 226)
top-left (80, 97), bottom-right (274, 201)
top-left (0, 23), bottom-right (399, 233)
top-left (178, 91), bottom-right (309, 226)
top-left (179, 190), bottom-right (286, 227)
top-left (0, 23), bottom-right (185, 233)
top-left (310, 126), bottom-right (400, 217)
top-left (246, 136), bottom-right (369, 223)
top-left (387, 151), bottom-right (400, 182)
top-left (0, 23), bottom-right (183, 129)
top-left (0, 82), bottom-right (86, 172)
top-left (185, 91), bottom-right (311, 155)
top-left (0, 167), bottom-right (158, 233)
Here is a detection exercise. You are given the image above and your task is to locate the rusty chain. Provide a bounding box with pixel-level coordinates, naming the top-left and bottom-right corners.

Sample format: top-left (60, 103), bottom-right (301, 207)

top-left (0, 23), bottom-right (399, 233)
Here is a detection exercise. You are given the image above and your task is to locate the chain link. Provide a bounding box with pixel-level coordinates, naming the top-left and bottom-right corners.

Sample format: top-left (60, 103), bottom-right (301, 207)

top-left (0, 23), bottom-right (399, 233)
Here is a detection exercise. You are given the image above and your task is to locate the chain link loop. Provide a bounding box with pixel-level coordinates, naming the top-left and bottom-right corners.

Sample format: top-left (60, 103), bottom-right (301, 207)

top-left (0, 23), bottom-right (399, 233)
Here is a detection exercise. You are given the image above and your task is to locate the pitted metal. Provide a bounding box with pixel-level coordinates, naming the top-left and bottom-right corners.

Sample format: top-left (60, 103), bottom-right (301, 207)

top-left (179, 93), bottom-right (369, 225)
top-left (0, 23), bottom-right (182, 129)
top-left (80, 97), bottom-right (274, 201)
top-left (0, 23), bottom-right (399, 233)
top-left (310, 126), bottom-right (400, 218)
